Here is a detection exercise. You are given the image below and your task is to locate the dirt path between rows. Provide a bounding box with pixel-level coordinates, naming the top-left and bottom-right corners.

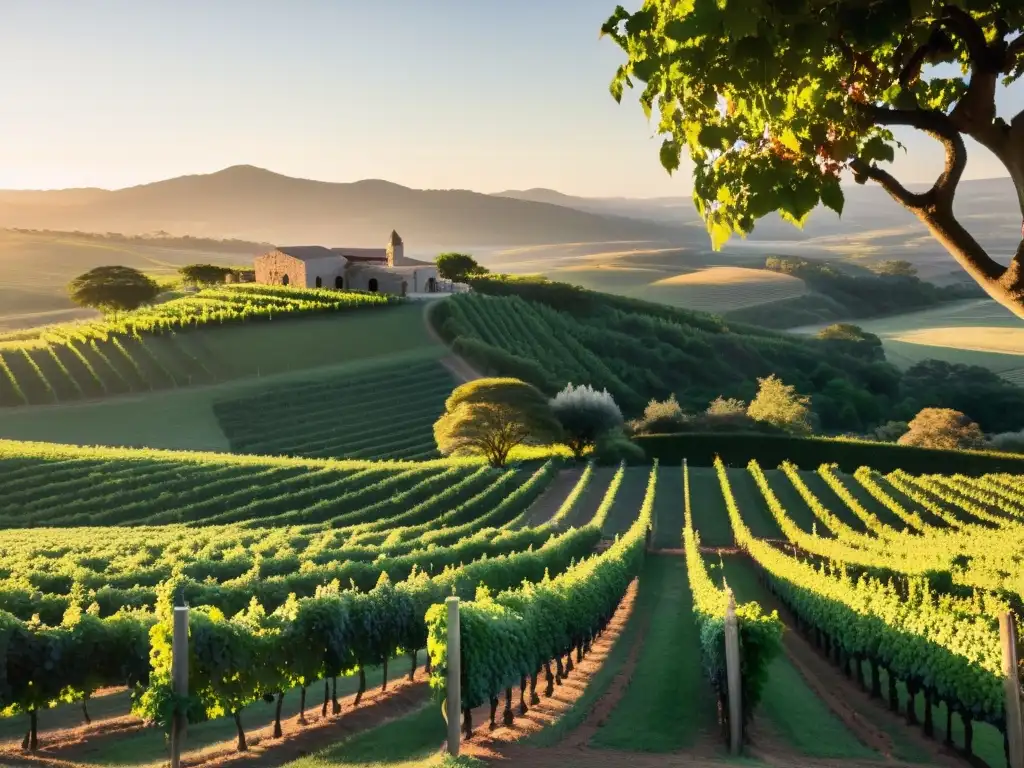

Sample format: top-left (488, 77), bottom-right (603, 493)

top-left (742, 556), bottom-right (966, 768)
top-left (2, 673), bottom-right (429, 768)
top-left (519, 468), bottom-right (584, 527)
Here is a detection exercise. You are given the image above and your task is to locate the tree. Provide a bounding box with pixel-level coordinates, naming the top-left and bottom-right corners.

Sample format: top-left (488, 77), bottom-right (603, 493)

top-left (628, 394), bottom-right (689, 435)
top-left (747, 375), bottom-right (813, 435)
top-left (899, 407), bottom-right (985, 450)
top-left (433, 378), bottom-right (561, 467)
top-left (875, 260), bottom-right (918, 278)
top-left (602, 3), bottom-right (1024, 318)
top-left (436, 253), bottom-right (488, 282)
top-left (179, 264), bottom-right (235, 287)
top-left (68, 266), bottom-right (160, 318)
top-left (549, 383), bottom-right (624, 459)
top-left (706, 396), bottom-right (747, 417)
top-left (816, 323), bottom-right (885, 361)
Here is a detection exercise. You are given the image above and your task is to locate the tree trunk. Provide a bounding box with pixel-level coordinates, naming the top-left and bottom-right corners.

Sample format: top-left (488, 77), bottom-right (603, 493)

top-left (544, 661), bottom-right (554, 697)
top-left (923, 689), bottom-right (934, 737)
top-left (463, 707), bottom-right (472, 739)
top-left (332, 677), bottom-right (340, 715)
top-left (489, 697), bottom-right (499, 730)
top-left (554, 656), bottom-right (564, 684)
top-left (234, 711), bottom-right (248, 752)
top-left (565, 651), bottom-right (573, 675)
top-left (321, 679), bottom-right (330, 717)
top-left (382, 656), bottom-right (389, 691)
top-left (945, 705), bottom-right (954, 746)
top-left (963, 713), bottom-right (974, 756)
top-left (355, 668), bottom-right (366, 706)
top-left (425, 654), bottom-right (432, 676)
top-left (530, 670), bottom-right (540, 705)
top-left (22, 709), bottom-right (38, 751)
top-left (906, 682), bottom-right (918, 726)
top-left (576, 644), bottom-right (583, 663)
top-left (519, 675), bottom-right (528, 715)
top-left (82, 697), bottom-right (92, 726)
top-left (888, 669), bottom-right (899, 712)
top-left (299, 686), bottom-right (308, 725)
top-left (409, 651), bottom-right (418, 681)
top-left (274, 692), bottom-right (284, 738)
top-left (503, 687), bottom-right (514, 727)
top-left (870, 658), bottom-right (881, 699)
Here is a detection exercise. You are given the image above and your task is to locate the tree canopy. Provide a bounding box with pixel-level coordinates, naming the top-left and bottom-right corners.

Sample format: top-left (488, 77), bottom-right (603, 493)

top-left (433, 378), bottom-right (561, 467)
top-left (747, 375), bottom-right (813, 435)
top-left (436, 253), bottom-right (488, 283)
top-left (898, 406), bottom-right (985, 450)
top-left (68, 266), bottom-right (160, 317)
top-left (179, 264), bottom-right (236, 286)
top-left (549, 383), bottom-right (624, 458)
top-left (602, 1), bottom-right (1024, 318)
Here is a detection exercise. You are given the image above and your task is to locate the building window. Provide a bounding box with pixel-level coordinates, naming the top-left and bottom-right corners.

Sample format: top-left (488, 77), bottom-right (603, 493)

top-left (282, 274), bottom-right (290, 286)
top-left (335, 276), bottom-right (344, 289)
top-left (368, 278), bottom-right (379, 292)
top-left (315, 276), bottom-right (322, 288)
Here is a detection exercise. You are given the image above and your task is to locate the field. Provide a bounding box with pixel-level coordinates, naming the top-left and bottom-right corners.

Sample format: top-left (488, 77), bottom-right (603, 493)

top-left (473, 241), bottom-right (806, 312)
top-left (0, 228), bottom-right (265, 331)
top-left (0, 429), bottom-right (1022, 768)
top-left (789, 298), bottom-right (1024, 384)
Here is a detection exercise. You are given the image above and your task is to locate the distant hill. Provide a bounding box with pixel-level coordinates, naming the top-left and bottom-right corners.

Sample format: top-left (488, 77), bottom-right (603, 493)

top-left (0, 165), bottom-right (689, 249)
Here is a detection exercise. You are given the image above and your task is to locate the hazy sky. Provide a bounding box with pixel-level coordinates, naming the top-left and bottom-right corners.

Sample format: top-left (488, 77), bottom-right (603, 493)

top-left (1, 0), bottom-right (1021, 197)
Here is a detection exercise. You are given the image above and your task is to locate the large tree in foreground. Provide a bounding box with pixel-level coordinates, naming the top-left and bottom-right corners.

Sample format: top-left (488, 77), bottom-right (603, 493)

top-left (602, 1), bottom-right (1024, 318)
top-left (68, 266), bottom-right (160, 319)
top-left (433, 378), bottom-right (561, 467)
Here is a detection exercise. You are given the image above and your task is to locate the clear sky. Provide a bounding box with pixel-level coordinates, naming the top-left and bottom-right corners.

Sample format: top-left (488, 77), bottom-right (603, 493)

top-left (0, 0), bottom-right (1020, 197)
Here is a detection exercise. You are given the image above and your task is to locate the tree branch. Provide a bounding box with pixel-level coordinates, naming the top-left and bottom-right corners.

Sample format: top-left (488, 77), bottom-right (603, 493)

top-left (849, 157), bottom-right (928, 209)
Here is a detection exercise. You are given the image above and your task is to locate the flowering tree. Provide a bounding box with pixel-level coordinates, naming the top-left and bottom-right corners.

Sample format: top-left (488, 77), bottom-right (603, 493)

top-left (550, 383), bottom-right (624, 459)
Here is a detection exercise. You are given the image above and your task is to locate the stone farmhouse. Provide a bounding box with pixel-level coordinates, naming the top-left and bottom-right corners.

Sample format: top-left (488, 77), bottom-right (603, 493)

top-left (253, 230), bottom-right (442, 296)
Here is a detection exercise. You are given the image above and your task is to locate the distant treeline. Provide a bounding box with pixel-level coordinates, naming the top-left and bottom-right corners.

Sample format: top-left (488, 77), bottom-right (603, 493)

top-left (727, 255), bottom-right (985, 328)
top-left (6, 228), bottom-right (271, 255)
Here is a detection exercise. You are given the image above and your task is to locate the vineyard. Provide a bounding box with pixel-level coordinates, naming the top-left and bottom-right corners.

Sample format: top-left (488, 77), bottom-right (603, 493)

top-left (0, 431), bottom-right (1023, 767)
top-left (0, 284), bottom-right (405, 407)
top-left (212, 357), bottom-right (457, 461)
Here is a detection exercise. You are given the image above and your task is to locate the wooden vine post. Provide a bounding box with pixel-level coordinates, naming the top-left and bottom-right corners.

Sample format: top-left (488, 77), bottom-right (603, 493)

top-left (446, 596), bottom-right (461, 756)
top-left (725, 589), bottom-right (742, 756)
top-left (1000, 610), bottom-right (1023, 768)
top-left (170, 603), bottom-right (190, 768)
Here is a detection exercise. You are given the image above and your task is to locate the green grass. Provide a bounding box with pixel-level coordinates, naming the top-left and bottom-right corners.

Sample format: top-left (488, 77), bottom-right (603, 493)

top-left (711, 555), bottom-right (881, 760)
top-left (650, 464), bottom-right (684, 549)
top-left (722, 469), bottom-right (784, 540)
top-left (589, 554), bottom-right (719, 751)
top-left (761, 469), bottom-right (831, 536)
top-left (687, 466), bottom-right (735, 547)
top-left (794, 470), bottom-right (869, 533)
top-left (598, 468), bottom-right (653, 538)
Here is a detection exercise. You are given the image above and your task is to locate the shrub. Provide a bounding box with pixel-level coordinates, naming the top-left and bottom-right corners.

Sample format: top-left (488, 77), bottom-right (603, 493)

top-left (549, 383), bottom-right (624, 459)
top-left (436, 253), bottom-right (488, 282)
top-left (989, 430), bottom-right (1024, 454)
top-left (629, 394), bottom-right (690, 435)
top-left (866, 420), bottom-right (910, 443)
top-left (593, 430), bottom-right (646, 466)
top-left (747, 375), bottom-right (813, 436)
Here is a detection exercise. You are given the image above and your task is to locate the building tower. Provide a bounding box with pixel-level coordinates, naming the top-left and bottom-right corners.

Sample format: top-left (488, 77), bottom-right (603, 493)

top-left (386, 230), bottom-right (404, 267)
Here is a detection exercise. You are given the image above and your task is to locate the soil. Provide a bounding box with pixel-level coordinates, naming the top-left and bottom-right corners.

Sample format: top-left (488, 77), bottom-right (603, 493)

top-left (519, 468), bottom-right (584, 527)
top-left (0, 673), bottom-right (429, 768)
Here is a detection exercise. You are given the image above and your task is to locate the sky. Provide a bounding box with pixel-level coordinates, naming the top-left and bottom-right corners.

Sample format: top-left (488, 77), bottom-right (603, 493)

top-left (0, 0), bottom-right (1021, 198)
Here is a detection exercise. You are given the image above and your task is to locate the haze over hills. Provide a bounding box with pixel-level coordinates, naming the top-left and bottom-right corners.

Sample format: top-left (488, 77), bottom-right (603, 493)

top-left (0, 165), bottom-right (690, 249)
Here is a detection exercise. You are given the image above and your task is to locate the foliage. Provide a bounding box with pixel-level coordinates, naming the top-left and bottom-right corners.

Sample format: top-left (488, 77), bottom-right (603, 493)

top-left (747, 375), bottom-right (813, 435)
top-left (874, 260), bottom-right (918, 278)
top-left (601, 1), bottom-right (1024, 316)
top-left (629, 395), bottom-right (689, 435)
top-left (549, 383), bottom-right (624, 458)
top-left (866, 420), bottom-right (910, 443)
top-left (179, 264), bottom-right (237, 287)
top-left (434, 379), bottom-right (562, 467)
top-left (593, 430), bottom-right (647, 466)
top-left (816, 324), bottom-right (884, 362)
top-left (988, 430), bottom-right (1024, 454)
top-left (706, 396), bottom-right (746, 417)
top-left (895, 360), bottom-right (1024, 432)
top-left (899, 407), bottom-right (985, 450)
top-left (434, 275), bottom-right (1010, 434)
top-left (68, 266), bottom-right (160, 317)
top-left (436, 253), bottom-right (488, 283)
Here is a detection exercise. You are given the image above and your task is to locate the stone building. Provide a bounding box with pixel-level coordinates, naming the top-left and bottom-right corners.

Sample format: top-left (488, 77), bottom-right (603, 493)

top-left (253, 230), bottom-right (441, 296)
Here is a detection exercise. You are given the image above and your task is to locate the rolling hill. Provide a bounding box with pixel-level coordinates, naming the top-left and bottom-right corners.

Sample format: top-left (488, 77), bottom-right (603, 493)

top-left (0, 165), bottom-right (687, 249)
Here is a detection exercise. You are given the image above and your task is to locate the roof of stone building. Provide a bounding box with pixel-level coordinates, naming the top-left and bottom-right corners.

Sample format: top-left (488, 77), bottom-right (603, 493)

top-left (271, 246), bottom-right (337, 261)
